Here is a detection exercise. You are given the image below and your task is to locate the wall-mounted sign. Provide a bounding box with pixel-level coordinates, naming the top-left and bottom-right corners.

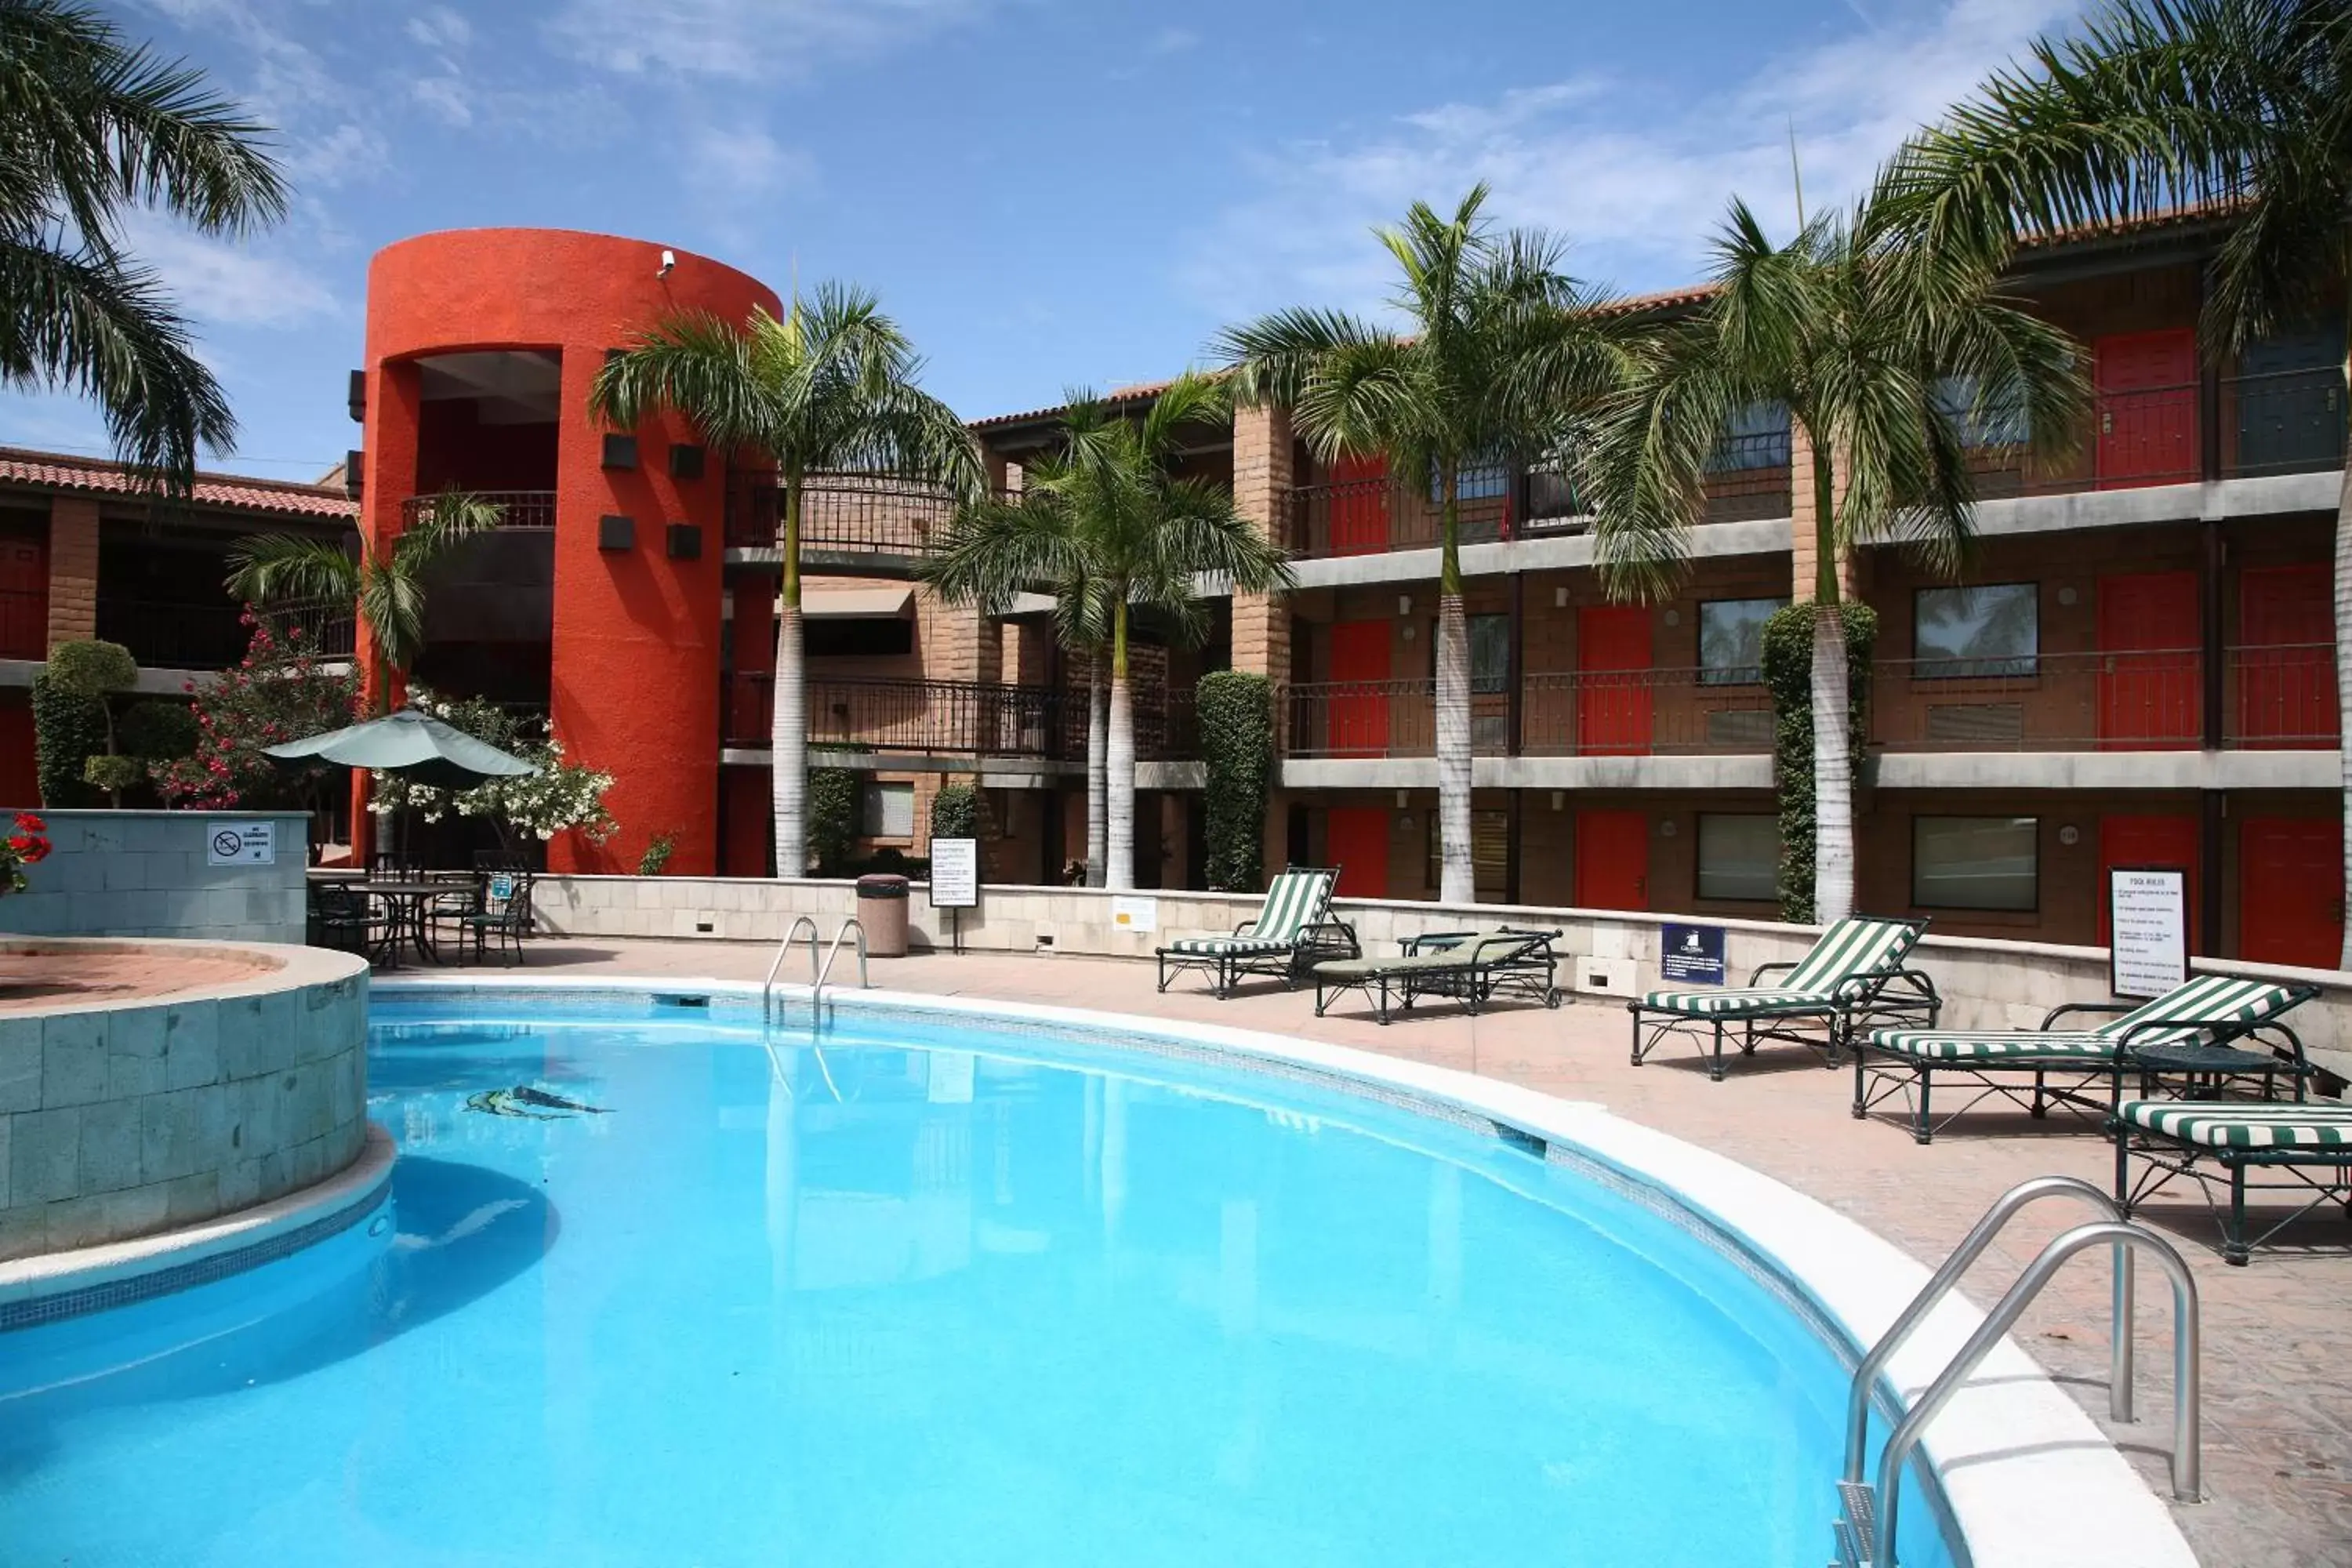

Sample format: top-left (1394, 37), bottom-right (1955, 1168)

top-left (1110, 895), bottom-right (1158, 933)
top-left (929, 839), bottom-right (978, 909)
top-left (1659, 921), bottom-right (1726, 985)
top-left (206, 822), bottom-right (275, 866)
top-left (2109, 866), bottom-right (2187, 1000)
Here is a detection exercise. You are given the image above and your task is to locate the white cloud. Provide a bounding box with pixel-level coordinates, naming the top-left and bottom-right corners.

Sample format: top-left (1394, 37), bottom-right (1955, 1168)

top-left (405, 5), bottom-right (472, 51)
top-left (688, 125), bottom-right (818, 196)
top-left (125, 215), bottom-right (337, 328)
top-left (1182, 0), bottom-right (2082, 318)
top-left (546, 0), bottom-right (1000, 80)
top-left (410, 73), bottom-right (473, 129)
top-left (1149, 26), bottom-right (1197, 55)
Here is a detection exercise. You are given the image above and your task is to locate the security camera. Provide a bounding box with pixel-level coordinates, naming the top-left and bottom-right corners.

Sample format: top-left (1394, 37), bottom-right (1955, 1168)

top-left (657, 249), bottom-right (677, 278)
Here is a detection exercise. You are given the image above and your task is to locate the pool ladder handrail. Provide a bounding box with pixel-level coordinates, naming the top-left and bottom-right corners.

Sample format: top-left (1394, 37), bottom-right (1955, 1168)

top-left (762, 916), bottom-right (821, 1027)
top-left (1832, 1178), bottom-right (2201, 1568)
top-left (811, 918), bottom-right (868, 1016)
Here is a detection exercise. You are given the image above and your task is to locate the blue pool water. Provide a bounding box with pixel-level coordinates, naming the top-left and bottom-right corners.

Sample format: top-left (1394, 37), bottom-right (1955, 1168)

top-left (0, 996), bottom-right (1955, 1566)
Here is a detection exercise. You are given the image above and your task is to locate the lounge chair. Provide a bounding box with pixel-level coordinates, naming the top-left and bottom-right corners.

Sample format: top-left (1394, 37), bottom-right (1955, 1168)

top-left (2111, 1100), bottom-right (2352, 1265)
top-left (1156, 865), bottom-right (1358, 998)
top-left (1628, 916), bottom-right (1937, 1081)
top-left (1312, 927), bottom-right (1563, 1024)
top-left (1858, 974), bottom-right (2318, 1144)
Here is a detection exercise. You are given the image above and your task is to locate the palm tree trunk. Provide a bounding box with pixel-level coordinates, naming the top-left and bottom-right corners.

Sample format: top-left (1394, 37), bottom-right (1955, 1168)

top-left (772, 477), bottom-right (808, 877)
top-left (1086, 650), bottom-right (1109, 887)
top-left (1435, 473), bottom-right (1474, 906)
top-left (2334, 384), bottom-right (2351, 966)
top-left (1809, 449), bottom-right (1856, 926)
top-left (1105, 604), bottom-right (1138, 893)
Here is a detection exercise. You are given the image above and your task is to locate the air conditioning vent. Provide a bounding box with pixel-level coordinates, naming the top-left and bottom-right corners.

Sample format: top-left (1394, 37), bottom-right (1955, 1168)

top-left (1925, 702), bottom-right (2025, 745)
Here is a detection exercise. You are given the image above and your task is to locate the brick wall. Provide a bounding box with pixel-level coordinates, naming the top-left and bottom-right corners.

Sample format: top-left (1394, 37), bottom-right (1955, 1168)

top-left (43, 495), bottom-right (99, 648)
top-left (1230, 404), bottom-right (1293, 684)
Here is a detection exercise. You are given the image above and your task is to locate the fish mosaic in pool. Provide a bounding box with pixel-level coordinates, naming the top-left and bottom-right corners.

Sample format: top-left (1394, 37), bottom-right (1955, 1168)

top-left (0, 995), bottom-right (1958, 1567)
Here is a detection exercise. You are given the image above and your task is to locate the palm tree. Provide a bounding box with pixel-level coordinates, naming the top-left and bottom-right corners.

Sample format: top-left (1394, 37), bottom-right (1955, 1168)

top-left (1, 0), bottom-right (286, 484)
top-left (227, 490), bottom-right (504, 709)
top-left (1584, 194), bottom-right (2085, 922)
top-left (590, 285), bottom-right (978, 877)
top-left (920, 374), bottom-right (1294, 891)
top-left (1879, 0), bottom-right (2352, 960)
top-left (1216, 186), bottom-right (1622, 904)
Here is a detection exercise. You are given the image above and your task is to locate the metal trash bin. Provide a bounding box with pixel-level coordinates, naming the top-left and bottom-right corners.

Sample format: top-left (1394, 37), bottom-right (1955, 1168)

top-left (855, 873), bottom-right (910, 957)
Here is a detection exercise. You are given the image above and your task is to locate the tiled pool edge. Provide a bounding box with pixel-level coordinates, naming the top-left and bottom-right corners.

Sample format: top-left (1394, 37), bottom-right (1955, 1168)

top-left (0, 1123), bottom-right (396, 1330)
top-left (385, 975), bottom-right (2201, 1568)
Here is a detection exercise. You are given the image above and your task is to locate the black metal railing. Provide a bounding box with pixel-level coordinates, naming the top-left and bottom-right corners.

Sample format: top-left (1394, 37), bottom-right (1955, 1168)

top-left (1870, 650), bottom-right (2205, 750)
top-left (1519, 667), bottom-right (1774, 756)
top-left (2226, 366), bottom-right (2344, 477)
top-left (397, 490), bottom-right (557, 530)
top-left (722, 673), bottom-right (1201, 760)
top-left (2226, 642), bottom-right (2339, 748)
top-left (1, 586), bottom-right (43, 659)
top-left (724, 473), bottom-right (962, 553)
top-left (95, 597), bottom-right (250, 668)
top-left (252, 599), bottom-right (357, 661)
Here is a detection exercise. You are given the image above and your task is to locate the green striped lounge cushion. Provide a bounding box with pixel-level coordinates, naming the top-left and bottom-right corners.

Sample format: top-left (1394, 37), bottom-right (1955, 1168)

top-left (1872, 974), bottom-right (2305, 1061)
top-left (1640, 917), bottom-right (1920, 1014)
top-left (2117, 1101), bottom-right (2352, 1152)
top-left (1167, 869), bottom-right (1334, 956)
top-left (1167, 935), bottom-right (1292, 956)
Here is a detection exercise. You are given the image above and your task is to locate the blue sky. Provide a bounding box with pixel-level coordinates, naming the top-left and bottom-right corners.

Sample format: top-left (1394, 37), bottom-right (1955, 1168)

top-left (4, 0), bottom-right (2084, 481)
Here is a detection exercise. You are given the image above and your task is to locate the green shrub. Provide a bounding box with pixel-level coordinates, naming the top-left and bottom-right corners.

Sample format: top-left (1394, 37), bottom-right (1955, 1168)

top-left (930, 781), bottom-right (979, 841)
top-left (1759, 601), bottom-right (1877, 924)
top-left (42, 639), bottom-right (137, 699)
top-left (1197, 670), bottom-right (1274, 893)
top-left (637, 831), bottom-right (677, 877)
top-left (807, 767), bottom-right (858, 876)
top-left (31, 674), bottom-right (107, 808)
top-left (120, 700), bottom-right (198, 761)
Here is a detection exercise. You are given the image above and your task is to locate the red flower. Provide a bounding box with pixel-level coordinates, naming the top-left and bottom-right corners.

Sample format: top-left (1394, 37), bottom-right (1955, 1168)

top-left (14, 813), bottom-right (44, 833)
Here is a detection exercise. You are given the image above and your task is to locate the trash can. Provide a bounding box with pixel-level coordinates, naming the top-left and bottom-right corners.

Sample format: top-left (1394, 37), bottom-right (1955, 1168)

top-left (855, 873), bottom-right (910, 957)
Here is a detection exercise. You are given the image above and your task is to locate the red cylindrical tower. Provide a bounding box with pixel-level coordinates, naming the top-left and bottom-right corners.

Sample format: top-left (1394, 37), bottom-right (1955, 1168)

top-left (360, 228), bottom-right (781, 875)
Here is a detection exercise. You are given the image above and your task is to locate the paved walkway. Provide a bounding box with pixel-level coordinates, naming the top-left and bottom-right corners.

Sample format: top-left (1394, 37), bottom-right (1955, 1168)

top-left (453, 938), bottom-right (2350, 1566)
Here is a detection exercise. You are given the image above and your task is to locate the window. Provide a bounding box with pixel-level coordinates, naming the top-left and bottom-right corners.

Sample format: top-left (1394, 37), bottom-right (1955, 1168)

top-left (1696, 815), bottom-right (1780, 901)
top-left (807, 618), bottom-right (914, 658)
top-left (1933, 374), bottom-right (2031, 448)
top-left (1426, 613), bottom-right (1512, 694)
top-left (1708, 401), bottom-right (1791, 471)
top-left (1698, 597), bottom-right (1786, 685)
top-left (1912, 816), bottom-right (2038, 911)
top-left (1429, 459), bottom-right (1512, 503)
top-left (862, 782), bottom-right (915, 840)
top-left (1427, 808), bottom-right (1511, 900)
top-left (1913, 583), bottom-right (2037, 677)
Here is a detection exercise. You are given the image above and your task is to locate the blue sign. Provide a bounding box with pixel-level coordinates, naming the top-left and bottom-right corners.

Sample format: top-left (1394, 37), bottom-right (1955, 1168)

top-left (1660, 922), bottom-right (1726, 985)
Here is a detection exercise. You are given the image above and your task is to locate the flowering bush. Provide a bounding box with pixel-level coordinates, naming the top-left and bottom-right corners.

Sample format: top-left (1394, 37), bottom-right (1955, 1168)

top-left (368, 687), bottom-right (617, 847)
top-left (4, 811), bottom-right (51, 895)
top-left (151, 612), bottom-right (359, 811)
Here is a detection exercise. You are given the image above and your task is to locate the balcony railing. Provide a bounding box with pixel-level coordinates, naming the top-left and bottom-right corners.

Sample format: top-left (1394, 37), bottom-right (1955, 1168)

top-left (1520, 668), bottom-right (1774, 756)
top-left (1, 586), bottom-right (44, 659)
top-left (398, 490), bottom-right (556, 529)
top-left (2225, 642), bottom-right (2339, 749)
top-left (253, 600), bottom-right (358, 662)
top-left (1284, 679), bottom-right (1442, 758)
top-left (723, 474), bottom-right (961, 553)
top-left (95, 597), bottom-right (251, 669)
top-left (1967, 367), bottom-right (2344, 496)
top-left (1870, 650), bottom-right (2206, 750)
top-left (723, 673), bottom-right (1199, 760)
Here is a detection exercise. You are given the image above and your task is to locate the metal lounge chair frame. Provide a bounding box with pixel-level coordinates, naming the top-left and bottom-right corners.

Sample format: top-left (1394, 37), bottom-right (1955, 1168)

top-left (1628, 916), bottom-right (1939, 1082)
top-left (1857, 976), bottom-right (2320, 1145)
top-left (1312, 927), bottom-right (1564, 1025)
top-left (2111, 1099), bottom-right (2352, 1265)
top-left (1155, 865), bottom-right (1359, 999)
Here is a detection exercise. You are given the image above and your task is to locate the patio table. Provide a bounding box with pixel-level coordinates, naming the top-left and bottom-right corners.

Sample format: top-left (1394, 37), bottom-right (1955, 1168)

top-left (353, 880), bottom-right (459, 968)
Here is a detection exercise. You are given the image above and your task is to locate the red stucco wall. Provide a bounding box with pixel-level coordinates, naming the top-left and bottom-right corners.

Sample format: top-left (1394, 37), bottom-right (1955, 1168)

top-left (361, 229), bottom-right (782, 875)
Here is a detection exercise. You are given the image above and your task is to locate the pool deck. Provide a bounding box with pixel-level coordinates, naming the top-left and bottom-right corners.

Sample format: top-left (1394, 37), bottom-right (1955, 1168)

top-left (470, 938), bottom-right (2349, 1566)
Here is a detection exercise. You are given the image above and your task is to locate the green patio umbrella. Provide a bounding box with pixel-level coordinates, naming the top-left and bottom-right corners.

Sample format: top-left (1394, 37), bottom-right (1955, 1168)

top-left (265, 707), bottom-right (539, 791)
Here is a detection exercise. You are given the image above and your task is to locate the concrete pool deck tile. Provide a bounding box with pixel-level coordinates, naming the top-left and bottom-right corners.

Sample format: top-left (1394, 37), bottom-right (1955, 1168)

top-left (394, 938), bottom-right (2352, 1568)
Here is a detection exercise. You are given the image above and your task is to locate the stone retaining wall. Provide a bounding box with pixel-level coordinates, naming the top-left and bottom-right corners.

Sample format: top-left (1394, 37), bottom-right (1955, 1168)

top-left (533, 874), bottom-right (2352, 1070)
top-left (0, 810), bottom-right (310, 945)
top-left (0, 938), bottom-right (370, 1261)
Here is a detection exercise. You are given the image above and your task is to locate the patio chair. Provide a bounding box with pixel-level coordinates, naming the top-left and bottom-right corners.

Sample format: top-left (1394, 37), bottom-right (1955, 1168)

top-left (308, 880), bottom-right (390, 958)
top-left (1312, 927), bottom-right (1563, 1025)
top-left (1156, 865), bottom-right (1358, 999)
top-left (1859, 974), bottom-right (2319, 1144)
top-left (459, 873), bottom-right (535, 967)
top-left (2111, 1099), bottom-right (2352, 1265)
top-left (1628, 916), bottom-right (1937, 1082)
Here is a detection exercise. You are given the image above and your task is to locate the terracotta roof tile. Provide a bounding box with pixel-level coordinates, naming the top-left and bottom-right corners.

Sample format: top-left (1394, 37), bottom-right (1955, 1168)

top-left (0, 446), bottom-right (356, 521)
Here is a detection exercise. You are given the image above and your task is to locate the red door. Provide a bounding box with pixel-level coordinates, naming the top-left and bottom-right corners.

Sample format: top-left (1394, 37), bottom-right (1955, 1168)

top-left (0, 525), bottom-right (45, 659)
top-left (1326, 808), bottom-right (1389, 898)
top-left (2239, 818), bottom-right (2343, 968)
top-left (2095, 330), bottom-right (2198, 488)
top-left (2096, 572), bottom-right (2201, 747)
top-left (1327, 619), bottom-right (1392, 756)
top-left (1327, 453), bottom-right (1391, 557)
top-left (1577, 606), bottom-right (1653, 755)
top-left (2097, 815), bottom-right (2200, 949)
top-left (1574, 811), bottom-right (1649, 910)
top-left (2237, 563), bottom-right (2337, 748)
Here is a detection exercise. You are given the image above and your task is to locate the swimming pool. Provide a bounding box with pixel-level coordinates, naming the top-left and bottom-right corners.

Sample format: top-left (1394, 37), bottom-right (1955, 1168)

top-left (0, 987), bottom-right (2037, 1564)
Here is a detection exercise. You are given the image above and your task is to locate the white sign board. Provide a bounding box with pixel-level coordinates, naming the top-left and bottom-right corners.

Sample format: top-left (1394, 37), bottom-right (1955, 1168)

top-left (1110, 895), bottom-right (1158, 934)
top-left (206, 821), bottom-right (275, 866)
top-left (2109, 866), bottom-right (2187, 1000)
top-left (928, 838), bottom-right (978, 909)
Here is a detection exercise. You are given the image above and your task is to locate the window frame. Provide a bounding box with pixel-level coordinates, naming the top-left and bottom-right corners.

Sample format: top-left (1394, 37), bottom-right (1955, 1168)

top-left (861, 780), bottom-right (916, 841)
top-left (1693, 812), bottom-right (1780, 903)
top-left (1911, 582), bottom-right (2040, 680)
top-left (1910, 815), bottom-right (2041, 913)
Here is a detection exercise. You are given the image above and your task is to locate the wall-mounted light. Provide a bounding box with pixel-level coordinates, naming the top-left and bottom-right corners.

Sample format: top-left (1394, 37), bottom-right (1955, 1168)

top-left (1395, 789), bottom-right (1410, 808)
top-left (1397, 594), bottom-right (1413, 616)
top-left (1555, 587), bottom-right (1569, 608)
top-left (1549, 790), bottom-right (1564, 811)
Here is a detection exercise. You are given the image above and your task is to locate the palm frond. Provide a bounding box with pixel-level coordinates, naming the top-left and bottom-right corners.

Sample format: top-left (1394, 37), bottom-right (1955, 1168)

top-left (225, 532), bottom-right (357, 606)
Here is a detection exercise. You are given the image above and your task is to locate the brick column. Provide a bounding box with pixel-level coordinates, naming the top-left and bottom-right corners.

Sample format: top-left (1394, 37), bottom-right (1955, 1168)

top-left (1229, 403), bottom-right (1293, 683)
top-left (1787, 423), bottom-right (1859, 602)
top-left (44, 495), bottom-right (99, 648)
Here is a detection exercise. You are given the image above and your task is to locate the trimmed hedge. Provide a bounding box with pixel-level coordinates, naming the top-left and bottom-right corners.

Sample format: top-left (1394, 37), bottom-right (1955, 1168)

top-left (1197, 670), bottom-right (1274, 894)
top-left (930, 781), bottom-right (979, 840)
top-left (1759, 601), bottom-right (1878, 924)
top-left (31, 674), bottom-right (107, 808)
top-left (808, 766), bottom-right (859, 876)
